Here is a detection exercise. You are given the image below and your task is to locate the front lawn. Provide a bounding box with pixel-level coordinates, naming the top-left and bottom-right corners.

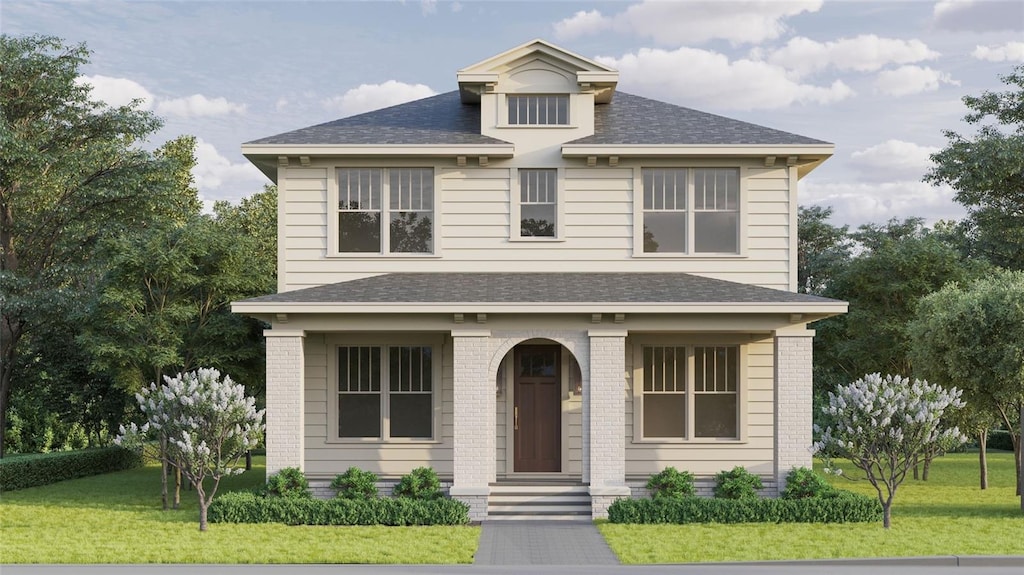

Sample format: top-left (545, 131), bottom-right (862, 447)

top-left (600, 452), bottom-right (1024, 563)
top-left (0, 457), bottom-right (480, 563)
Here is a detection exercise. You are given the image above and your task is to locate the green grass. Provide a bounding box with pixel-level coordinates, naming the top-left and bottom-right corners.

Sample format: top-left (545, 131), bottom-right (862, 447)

top-left (0, 457), bottom-right (480, 564)
top-left (600, 451), bottom-right (1024, 564)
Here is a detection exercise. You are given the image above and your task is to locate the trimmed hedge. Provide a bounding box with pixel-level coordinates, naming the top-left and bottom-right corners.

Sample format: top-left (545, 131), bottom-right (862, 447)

top-left (986, 430), bottom-right (1015, 452)
top-left (208, 491), bottom-right (470, 525)
top-left (607, 491), bottom-right (882, 524)
top-left (0, 446), bottom-right (142, 491)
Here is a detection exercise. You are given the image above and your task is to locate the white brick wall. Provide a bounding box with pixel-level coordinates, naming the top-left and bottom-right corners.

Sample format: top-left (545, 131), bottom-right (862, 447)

top-left (452, 332), bottom-right (495, 488)
top-left (265, 332), bottom-right (305, 476)
top-left (587, 331), bottom-right (627, 490)
top-left (774, 334), bottom-right (814, 495)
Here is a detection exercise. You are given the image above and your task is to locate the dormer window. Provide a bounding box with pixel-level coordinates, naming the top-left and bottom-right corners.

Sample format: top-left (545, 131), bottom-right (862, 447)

top-left (508, 95), bottom-right (569, 125)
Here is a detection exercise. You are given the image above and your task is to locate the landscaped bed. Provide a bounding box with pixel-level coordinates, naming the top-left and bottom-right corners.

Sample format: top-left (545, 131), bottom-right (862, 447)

top-left (0, 456), bottom-right (480, 564)
top-left (599, 452), bottom-right (1024, 563)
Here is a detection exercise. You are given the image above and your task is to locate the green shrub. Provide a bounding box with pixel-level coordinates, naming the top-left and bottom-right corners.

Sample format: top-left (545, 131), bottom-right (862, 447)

top-left (0, 446), bottom-right (142, 491)
top-left (781, 467), bottom-right (833, 499)
top-left (330, 467), bottom-right (379, 499)
top-left (986, 430), bottom-right (1014, 451)
top-left (713, 466), bottom-right (763, 500)
top-left (208, 491), bottom-right (469, 525)
top-left (261, 467), bottom-right (311, 499)
top-left (393, 466), bottom-right (442, 500)
top-left (607, 491), bottom-right (882, 524)
top-left (646, 467), bottom-right (696, 499)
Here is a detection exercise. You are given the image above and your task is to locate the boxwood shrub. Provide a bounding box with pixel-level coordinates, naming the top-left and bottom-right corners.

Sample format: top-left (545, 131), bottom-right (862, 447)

top-left (607, 490), bottom-right (881, 524)
top-left (209, 491), bottom-right (470, 525)
top-left (0, 446), bottom-right (142, 491)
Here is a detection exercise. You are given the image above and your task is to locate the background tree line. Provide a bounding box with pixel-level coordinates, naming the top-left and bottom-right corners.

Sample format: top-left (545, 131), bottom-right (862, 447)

top-left (1, 35), bottom-right (277, 456)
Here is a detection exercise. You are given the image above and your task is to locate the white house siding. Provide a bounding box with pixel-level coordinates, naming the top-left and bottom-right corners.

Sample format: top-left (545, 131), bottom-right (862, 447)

top-left (302, 333), bottom-right (455, 479)
top-left (624, 335), bottom-right (777, 478)
top-left (277, 160), bottom-right (795, 293)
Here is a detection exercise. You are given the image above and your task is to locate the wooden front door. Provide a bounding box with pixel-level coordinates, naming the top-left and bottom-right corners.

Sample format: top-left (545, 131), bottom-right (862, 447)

top-left (514, 345), bottom-right (561, 472)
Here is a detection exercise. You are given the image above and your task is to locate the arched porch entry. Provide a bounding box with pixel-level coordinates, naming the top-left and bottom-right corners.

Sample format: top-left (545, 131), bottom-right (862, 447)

top-left (492, 338), bottom-right (585, 478)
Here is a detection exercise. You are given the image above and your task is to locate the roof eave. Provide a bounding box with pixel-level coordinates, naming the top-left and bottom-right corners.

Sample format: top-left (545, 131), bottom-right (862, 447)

top-left (232, 301), bottom-right (848, 316)
top-left (561, 144), bottom-right (834, 179)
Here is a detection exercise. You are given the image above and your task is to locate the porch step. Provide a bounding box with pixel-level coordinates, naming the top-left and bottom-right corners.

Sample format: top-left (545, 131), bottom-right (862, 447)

top-left (487, 484), bottom-right (592, 521)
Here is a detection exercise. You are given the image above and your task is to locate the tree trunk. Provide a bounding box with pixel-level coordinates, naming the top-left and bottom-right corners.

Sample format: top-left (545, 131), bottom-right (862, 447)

top-left (0, 319), bottom-right (25, 459)
top-left (883, 503), bottom-right (892, 529)
top-left (196, 484), bottom-right (208, 532)
top-left (160, 436), bottom-right (168, 510)
top-left (245, 450), bottom-right (252, 471)
top-left (922, 455), bottom-right (932, 481)
top-left (1019, 404), bottom-right (1023, 510)
top-left (1013, 427), bottom-right (1022, 498)
top-left (174, 467), bottom-right (181, 509)
top-left (912, 458), bottom-right (919, 480)
top-left (978, 429), bottom-right (988, 490)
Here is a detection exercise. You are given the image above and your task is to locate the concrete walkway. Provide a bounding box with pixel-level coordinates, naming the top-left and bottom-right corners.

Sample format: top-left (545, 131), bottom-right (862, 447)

top-left (473, 520), bottom-right (619, 565)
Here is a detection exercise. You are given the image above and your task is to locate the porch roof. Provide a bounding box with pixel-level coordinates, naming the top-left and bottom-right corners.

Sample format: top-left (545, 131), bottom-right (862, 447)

top-left (238, 272), bottom-right (842, 307)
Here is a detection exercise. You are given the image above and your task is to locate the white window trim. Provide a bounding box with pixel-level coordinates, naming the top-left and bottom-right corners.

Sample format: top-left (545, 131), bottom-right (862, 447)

top-left (496, 93), bottom-right (578, 129)
top-left (510, 167), bottom-right (566, 242)
top-left (325, 334), bottom-right (444, 444)
top-left (327, 167), bottom-right (442, 258)
top-left (630, 337), bottom-right (748, 444)
top-left (631, 166), bottom-right (748, 258)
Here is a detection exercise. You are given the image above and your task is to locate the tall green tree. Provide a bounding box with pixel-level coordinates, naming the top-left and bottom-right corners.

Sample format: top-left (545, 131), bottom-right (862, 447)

top-left (812, 218), bottom-right (985, 398)
top-left (908, 269), bottom-right (1024, 504)
top-left (797, 205), bottom-right (850, 295)
top-left (926, 65), bottom-right (1024, 270)
top-left (0, 35), bottom-right (181, 456)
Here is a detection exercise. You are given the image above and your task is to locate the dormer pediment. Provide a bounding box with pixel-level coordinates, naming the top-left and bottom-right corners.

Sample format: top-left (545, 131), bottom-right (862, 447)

top-left (458, 39), bottom-right (618, 104)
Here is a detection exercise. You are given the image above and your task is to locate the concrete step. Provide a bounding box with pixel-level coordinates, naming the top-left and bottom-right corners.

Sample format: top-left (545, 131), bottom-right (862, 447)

top-left (486, 514), bottom-right (592, 522)
top-left (488, 494), bottom-right (591, 504)
top-left (489, 485), bottom-right (589, 495)
top-left (488, 504), bottom-right (591, 514)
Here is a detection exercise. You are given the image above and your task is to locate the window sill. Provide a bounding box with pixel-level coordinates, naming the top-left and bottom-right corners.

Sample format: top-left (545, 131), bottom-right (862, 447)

top-left (509, 237), bottom-right (565, 243)
top-left (631, 253), bottom-right (747, 259)
top-left (326, 253), bottom-right (443, 259)
top-left (631, 438), bottom-right (747, 445)
top-left (325, 438), bottom-right (444, 445)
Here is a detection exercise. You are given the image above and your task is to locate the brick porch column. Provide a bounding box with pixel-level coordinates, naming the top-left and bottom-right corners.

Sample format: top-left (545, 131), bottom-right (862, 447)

top-left (587, 330), bottom-right (631, 518)
top-left (449, 330), bottom-right (494, 522)
top-left (774, 328), bottom-right (815, 495)
top-left (264, 329), bottom-right (305, 477)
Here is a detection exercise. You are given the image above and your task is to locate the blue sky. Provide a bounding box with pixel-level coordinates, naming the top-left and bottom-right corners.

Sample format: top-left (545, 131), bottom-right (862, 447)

top-left (4, 0), bottom-right (1023, 226)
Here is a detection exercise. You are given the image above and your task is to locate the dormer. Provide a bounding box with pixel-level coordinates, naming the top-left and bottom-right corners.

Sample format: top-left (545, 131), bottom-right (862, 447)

top-left (457, 40), bottom-right (618, 151)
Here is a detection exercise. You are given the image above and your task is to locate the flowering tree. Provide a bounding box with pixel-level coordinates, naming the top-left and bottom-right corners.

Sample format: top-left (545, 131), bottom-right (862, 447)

top-left (814, 373), bottom-right (966, 528)
top-left (116, 368), bottom-right (264, 531)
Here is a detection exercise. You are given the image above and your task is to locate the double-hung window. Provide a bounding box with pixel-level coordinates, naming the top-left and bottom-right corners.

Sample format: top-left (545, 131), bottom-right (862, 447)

top-left (336, 168), bottom-right (434, 254)
top-left (637, 344), bottom-right (741, 440)
top-left (518, 168), bottom-right (558, 238)
top-left (508, 95), bottom-right (569, 125)
top-left (641, 168), bottom-right (740, 254)
top-left (336, 344), bottom-right (435, 440)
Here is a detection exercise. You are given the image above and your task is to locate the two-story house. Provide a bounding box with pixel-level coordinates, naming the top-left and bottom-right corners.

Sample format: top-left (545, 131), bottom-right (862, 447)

top-left (232, 39), bottom-right (846, 521)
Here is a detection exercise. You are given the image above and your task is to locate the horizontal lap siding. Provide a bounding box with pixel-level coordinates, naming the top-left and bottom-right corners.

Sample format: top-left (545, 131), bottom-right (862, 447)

top-left (624, 336), bottom-right (776, 477)
top-left (303, 335), bottom-right (454, 477)
top-left (280, 162), bottom-right (793, 291)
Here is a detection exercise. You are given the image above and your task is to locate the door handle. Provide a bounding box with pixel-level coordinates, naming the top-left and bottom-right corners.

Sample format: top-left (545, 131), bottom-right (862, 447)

top-left (514, 407), bottom-right (519, 431)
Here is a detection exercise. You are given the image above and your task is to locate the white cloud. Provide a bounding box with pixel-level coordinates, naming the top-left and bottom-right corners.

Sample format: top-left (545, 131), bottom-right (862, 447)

top-left (192, 138), bottom-right (266, 194)
top-left (421, 0), bottom-right (437, 15)
top-left (596, 47), bottom-right (853, 110)
top-left (933, 0), bottom-right (1024, 32)
top-left (74, 75), bottom-right (153, 109)
top-left (972, 42), bottom-right (1024, 62)
top-left (554, 0), bottom-right (822, 46)
top-left (874, 65), bottom-right (959, 97)
top-left (323, 81), bottom-right (437, 116)
top-left (848, 140), bottom-right (941, 182)
top-left (155, 94), bottom-right (247, 118)
top-left (275, 98), bottom-right (289, 111)
top-left (769, 35), bottom-right (939, 77)
top-left (450, 1), bottom-right (463, 13)
top-left (802, 180), bottom-right (963, 227)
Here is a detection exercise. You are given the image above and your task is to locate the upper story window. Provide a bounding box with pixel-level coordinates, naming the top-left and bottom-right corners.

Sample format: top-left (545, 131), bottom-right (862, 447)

top-left (641, 168), bottom-right (740, 255)
top-left (519, 169), bottom-right (558, 237)
top-left (508, 95), bottom-right (569, 125)
top-left (337, 168), bottom-right (434, 255)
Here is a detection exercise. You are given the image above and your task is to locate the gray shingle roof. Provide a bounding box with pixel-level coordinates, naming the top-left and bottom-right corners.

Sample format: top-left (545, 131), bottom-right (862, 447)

top-left (245, 91), bottom-right (829, 147)
top-left (245, 91), bottom-right (509, 146)
top-left (241, 273), bottom-right (839, 305)
top-left (568, 92), bottom-right (830, 146)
